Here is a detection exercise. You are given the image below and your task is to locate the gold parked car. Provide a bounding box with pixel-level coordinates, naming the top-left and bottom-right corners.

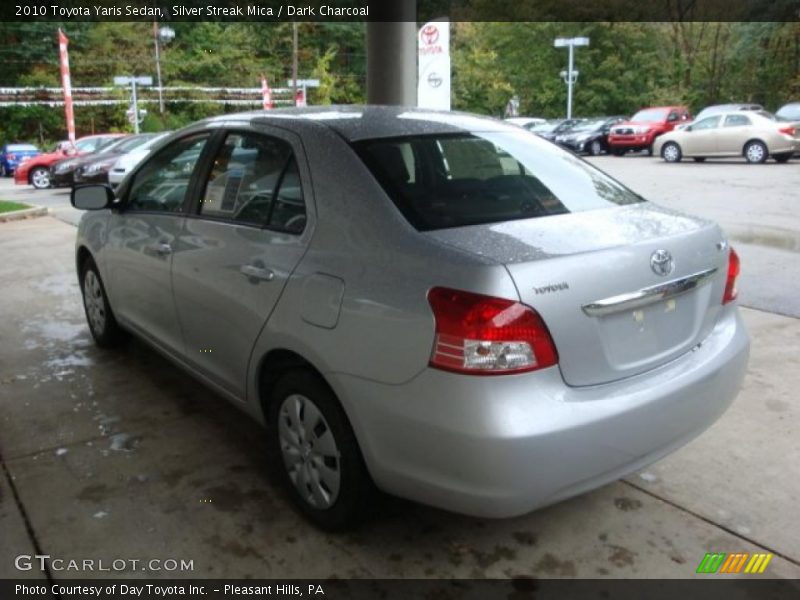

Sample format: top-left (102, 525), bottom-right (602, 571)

top-left (654, 110), bottom-right (800, 163)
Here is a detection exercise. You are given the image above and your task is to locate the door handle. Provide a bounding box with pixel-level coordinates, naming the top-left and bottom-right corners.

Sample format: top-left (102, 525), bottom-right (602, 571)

top-left (240, 264), bottom-right (275, 282)
top-left (155, 242), bottom-right (172, 255)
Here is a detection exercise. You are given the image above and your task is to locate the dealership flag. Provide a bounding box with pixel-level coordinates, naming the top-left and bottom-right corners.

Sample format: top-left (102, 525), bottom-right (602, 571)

top-left (58, 29), bottom-right (76, 144)
top-left (261, 74), bottom-right (273, 110)
top-left (417, 19), bottom-right (451, 110)
top-left (295, 88), bottom-right (306, 107)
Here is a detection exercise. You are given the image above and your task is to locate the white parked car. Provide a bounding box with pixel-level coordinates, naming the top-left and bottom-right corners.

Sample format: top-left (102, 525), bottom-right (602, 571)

top-left (108, 132), bottom-right (171, 187)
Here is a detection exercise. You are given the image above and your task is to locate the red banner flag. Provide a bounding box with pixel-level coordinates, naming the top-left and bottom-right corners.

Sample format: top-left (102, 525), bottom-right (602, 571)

top-left (295, 88), bottom-right (306, 107)
top-left (261, 74), bottom-right (273, 110)
top-left (58, 29), bottom-right (76, 144)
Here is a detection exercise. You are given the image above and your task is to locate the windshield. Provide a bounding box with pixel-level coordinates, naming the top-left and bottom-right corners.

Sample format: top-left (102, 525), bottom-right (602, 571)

top-left (777, 104), bottom-right (800, 121)
top-left (528, 121), bottom-right (561, 132)
top-left (107, 134), bottom-right (158, 154)
top-left (7, 144), bottom-right (38, 152)
top-left (631, 108), bottom-right (669, 122)
top-left (568, 119), bottom-right (605, 132)
top-left (354, 132), bottom-right (643, 232)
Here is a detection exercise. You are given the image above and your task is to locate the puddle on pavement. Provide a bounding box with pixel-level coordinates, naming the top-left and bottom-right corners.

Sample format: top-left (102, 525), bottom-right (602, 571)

top-left (729, 227), bottom-right (800, 252)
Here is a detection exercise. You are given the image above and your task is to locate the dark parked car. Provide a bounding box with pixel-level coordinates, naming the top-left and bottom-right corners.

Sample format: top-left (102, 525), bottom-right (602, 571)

top-left (51, 134), bottom-right (154, 187)
top-left (529, 118), bottom-right (584, 142)
top-left (0, 143), bottom-right (40, 176)
top-left (553, 116), bottom-right (627, 155)
top-left (74, 133), bottom-right (161, 185)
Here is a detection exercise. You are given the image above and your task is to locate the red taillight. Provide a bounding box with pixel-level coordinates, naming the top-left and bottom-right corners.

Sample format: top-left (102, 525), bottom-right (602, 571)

top-left (778, 126), bottom-right (796, 136)
top-left (722, 247), bottom-right (740, 305)
top-left (427, 287), bottom-right (558, 375)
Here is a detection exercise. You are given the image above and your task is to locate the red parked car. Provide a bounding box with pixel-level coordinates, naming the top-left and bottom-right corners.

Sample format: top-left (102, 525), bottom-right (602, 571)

top-left (14, 134), bottom-right (123, 189)
top-left (607, 106), bottom-right (691, 156)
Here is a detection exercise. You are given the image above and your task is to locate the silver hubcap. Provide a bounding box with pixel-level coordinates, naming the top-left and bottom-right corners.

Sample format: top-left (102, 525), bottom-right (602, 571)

top-left (32, 169), bottom-right (49, 188)
top-left (278, 394), bottom-right (341, 509)
top-left (746, 144), bottom-right (765, 162)
top-left (663, 145), bottom-right (679, 161)
top-left (591, 141), bottom-right (601, 155)
top-left (83, 270), bottom-right (106, 335)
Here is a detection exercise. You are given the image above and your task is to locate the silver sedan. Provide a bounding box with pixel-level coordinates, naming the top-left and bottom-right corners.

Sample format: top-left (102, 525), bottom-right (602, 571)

top-left (72, 106), bottom-right (750, 530)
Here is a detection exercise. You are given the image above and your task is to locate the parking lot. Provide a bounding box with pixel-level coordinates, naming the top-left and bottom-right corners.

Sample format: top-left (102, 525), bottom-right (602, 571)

top-left (1, 156), bottom-right (799, 580)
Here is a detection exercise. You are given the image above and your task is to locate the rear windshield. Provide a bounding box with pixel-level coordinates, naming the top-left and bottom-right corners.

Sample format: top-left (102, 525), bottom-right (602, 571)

top-left (354, 131), bottom-right (643, 231)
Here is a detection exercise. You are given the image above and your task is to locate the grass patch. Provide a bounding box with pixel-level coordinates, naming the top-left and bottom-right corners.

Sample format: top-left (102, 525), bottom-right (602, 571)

top-left (0, 200), bottom-right (31, 214)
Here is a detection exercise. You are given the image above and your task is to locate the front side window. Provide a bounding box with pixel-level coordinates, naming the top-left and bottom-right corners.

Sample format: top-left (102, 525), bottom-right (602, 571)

top-left (127, 134), bottom-right (209, 213)
top-left (198, 132), bottom-right (305, 232)
top-left (692, 116), bottom-right (721, 131)
top-left (355, 132), bottom-right (643, 231)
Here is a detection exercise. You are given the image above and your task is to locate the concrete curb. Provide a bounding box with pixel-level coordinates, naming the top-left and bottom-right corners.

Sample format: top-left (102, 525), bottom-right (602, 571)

top-left (0, 206), bottom-right (49, 223)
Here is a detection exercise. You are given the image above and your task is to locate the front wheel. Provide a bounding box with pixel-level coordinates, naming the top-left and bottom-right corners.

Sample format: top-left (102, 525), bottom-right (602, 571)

top-left (589, 140), bottom-right (603, 156)
top-left (81, 258), bottom-right (127, 347)
top-left (30, 167), bottom-right (51, 189)
top-left (268, 370), bottom-right (373, 530)
top-left (661, 142), bottom-right (682, 163)
top-left (744, 141), bottom-right (768, 164)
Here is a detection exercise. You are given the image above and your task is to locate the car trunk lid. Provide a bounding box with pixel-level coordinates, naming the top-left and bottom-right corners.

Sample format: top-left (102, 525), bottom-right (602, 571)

top-left (425, 203), bottom-right (730, 386)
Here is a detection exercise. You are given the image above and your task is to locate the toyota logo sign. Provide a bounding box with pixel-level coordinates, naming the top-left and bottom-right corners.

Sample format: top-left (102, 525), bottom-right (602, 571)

top-left (421, 25), bottom-right (439, 45)
top-left (650, 249), bottom-right (675, 277)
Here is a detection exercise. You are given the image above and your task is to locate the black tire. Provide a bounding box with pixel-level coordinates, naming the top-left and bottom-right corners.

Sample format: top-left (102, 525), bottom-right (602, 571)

top-left (612, 148), bottom-right (625, 156)
top-left (0, 164), bottom-right (6, 177)
top-left (80, 257), bottom-right (127, 348)
top-left (661, 142), bottom-right (682, 163)
top-left (647, 144), bottom-right (654, 156)
top-left (30, 166), bottom-right (51, 189)
top-left (773, 153), bottom-right (792, 164)
top-left (744, 140), bottom-right (768, 164)
top-left (589, 140), bottom-right (603, 156)
top-left (693, 157), bottom-right (706, 163)
top-left (267, 369), bottom-right (373, 531)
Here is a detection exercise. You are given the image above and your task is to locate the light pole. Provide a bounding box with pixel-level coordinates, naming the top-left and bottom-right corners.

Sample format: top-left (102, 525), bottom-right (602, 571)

top-left (114, 76), bottom-right (152, 134)
top-left (153, 24), bottom-right (175, 114)
top-left (554, 36), bottom-right (589, 119)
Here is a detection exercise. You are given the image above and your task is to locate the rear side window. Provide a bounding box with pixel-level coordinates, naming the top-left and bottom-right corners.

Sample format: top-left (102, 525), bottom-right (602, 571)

top-left (724, 114), bottom-right (752, 127)
top-left (198, 132), bottom-right (306, 232)
top-left (354, 132), bottom-right (642, 231)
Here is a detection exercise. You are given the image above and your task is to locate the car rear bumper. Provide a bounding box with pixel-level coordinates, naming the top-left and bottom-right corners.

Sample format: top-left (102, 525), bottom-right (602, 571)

top-left (330, 305), bottom-right (749, 518)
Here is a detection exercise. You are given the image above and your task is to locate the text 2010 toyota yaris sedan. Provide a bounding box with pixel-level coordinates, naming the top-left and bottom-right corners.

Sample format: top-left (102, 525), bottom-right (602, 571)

top-left (72, 106), bottom-right (749, 530)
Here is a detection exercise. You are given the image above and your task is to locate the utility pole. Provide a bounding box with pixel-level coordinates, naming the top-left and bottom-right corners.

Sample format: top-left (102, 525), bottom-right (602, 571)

top-left (554, 37), bottom-right (589, 119)
top-left (292, 22), bottom-right (298, 103)
top-left (114, 76), bottom-right (152, 134)
top-left (153, 23), bottom-right (175, 114)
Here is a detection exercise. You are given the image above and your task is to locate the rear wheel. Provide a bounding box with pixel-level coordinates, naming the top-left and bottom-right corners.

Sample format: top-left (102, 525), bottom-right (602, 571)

top-left (661, 142), bottom-right (682, 163)
top-left (744, 141), bottom-right (768, 164)
top-left (773, 153), bottom-right (792, 163)
top-left (81, 257), bottom-right (127, 347)
top-left (646, 144), bottom-right (654, 156)
top-left (30, 167), bottom-right (50, 189)
top-left (589, 140), bottom-right (603, 156)
top-left (268, 369), bottom-right (373, 530)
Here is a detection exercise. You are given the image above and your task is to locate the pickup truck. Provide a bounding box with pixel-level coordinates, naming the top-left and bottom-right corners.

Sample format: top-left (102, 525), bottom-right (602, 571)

top-left (608, 106), bottom-right (691, 155)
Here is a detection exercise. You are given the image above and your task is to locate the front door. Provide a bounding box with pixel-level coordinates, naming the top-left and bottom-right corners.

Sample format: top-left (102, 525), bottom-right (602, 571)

top-left (682, 115), bottom-right (721, 155)
top-left (171, 128), bottom-right (312, 398)
top-left (106, 133), bottom-right (212, 355)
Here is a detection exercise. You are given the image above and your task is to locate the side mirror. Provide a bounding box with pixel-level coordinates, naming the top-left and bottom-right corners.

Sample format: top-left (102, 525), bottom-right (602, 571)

top-left (72, 185), bottom-right (115, 210)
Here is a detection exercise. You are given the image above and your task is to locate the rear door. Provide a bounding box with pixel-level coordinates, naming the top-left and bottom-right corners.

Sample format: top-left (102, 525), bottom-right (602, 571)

top-left (105, 133), bottom-right (212, 355)
top-left (171, 127), bottom-right (312, 398)
top-left (717, 113), bottom-right (753, 155)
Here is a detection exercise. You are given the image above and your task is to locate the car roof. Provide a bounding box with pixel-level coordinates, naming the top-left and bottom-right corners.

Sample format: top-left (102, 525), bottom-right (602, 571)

top-left (205, 105), bottom-right (520, 142)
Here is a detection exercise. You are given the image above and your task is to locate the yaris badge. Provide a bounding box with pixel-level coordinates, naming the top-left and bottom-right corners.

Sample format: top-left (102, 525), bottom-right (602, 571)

top-left (650, 249), bottom-right (675, 276)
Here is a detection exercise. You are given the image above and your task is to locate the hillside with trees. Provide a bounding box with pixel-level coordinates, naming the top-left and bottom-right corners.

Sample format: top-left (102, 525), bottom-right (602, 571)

top-left (0, 21), bottom-right (798, 144)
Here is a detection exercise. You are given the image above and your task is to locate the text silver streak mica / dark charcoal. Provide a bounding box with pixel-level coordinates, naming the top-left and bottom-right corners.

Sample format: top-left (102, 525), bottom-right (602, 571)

top-left (72, 106), bottom-right (749, 530)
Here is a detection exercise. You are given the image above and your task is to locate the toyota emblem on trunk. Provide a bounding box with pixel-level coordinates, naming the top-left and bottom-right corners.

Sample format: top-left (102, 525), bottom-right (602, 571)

top-left (650, 249), bottom-right (675, 276)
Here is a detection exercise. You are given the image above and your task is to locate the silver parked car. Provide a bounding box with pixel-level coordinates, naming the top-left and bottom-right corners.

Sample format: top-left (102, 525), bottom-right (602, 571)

top-left (72, 106), bottom-right (749, 530)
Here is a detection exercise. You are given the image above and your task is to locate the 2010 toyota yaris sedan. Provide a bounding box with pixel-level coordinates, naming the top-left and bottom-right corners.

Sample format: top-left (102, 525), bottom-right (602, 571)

top-left (72, 106), bottom-right (750, 530)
